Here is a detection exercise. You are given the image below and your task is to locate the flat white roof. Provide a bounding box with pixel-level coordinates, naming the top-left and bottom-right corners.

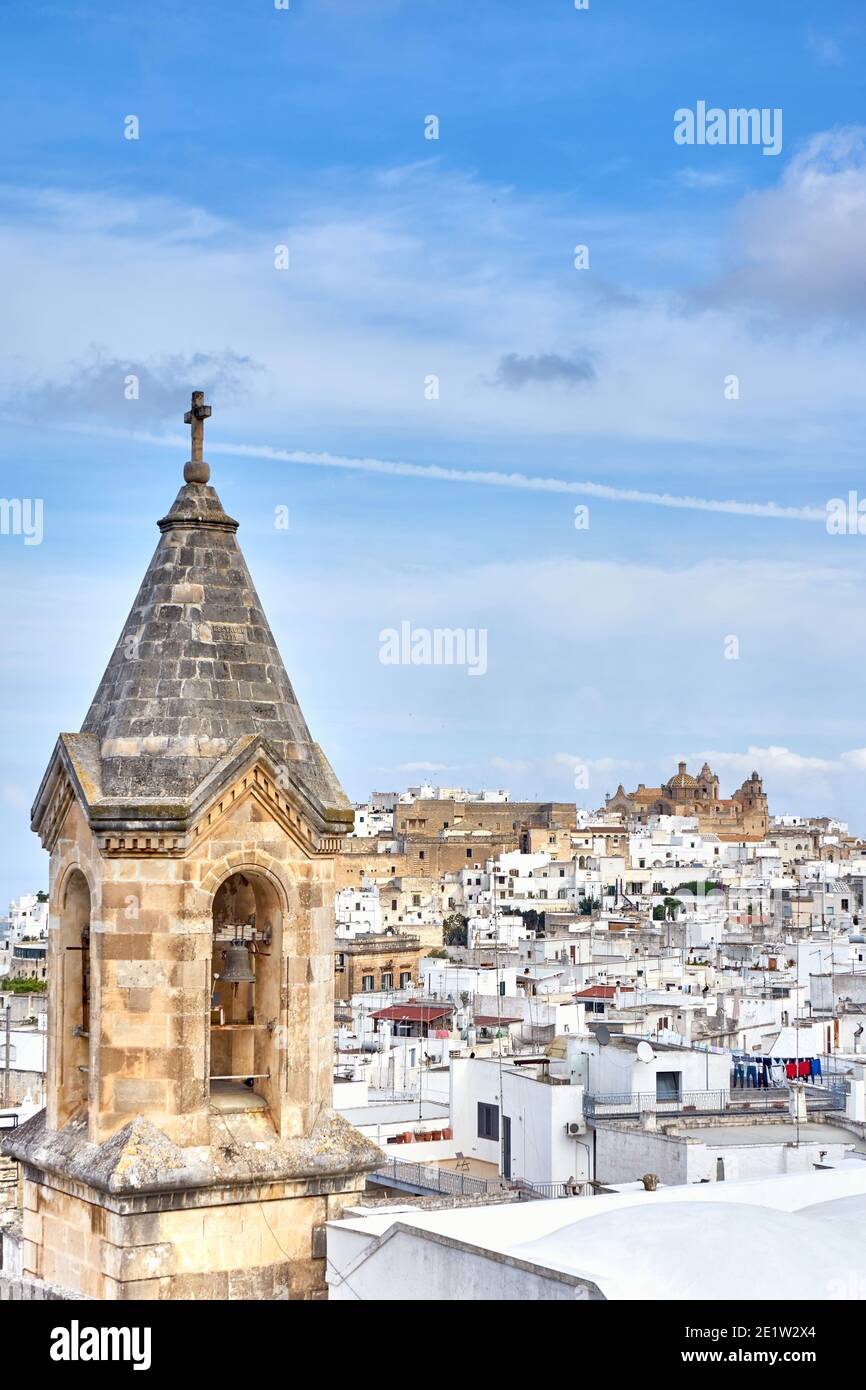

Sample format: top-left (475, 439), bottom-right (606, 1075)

top-left (336, 1100), bottom-right (449, 1127)
top-left (674, 1121), bottom-right (866, 1150)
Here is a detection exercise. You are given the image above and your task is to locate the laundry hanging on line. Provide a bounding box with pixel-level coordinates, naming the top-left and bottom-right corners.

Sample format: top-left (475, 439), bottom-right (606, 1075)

top-left (730, 1055), bottom-right (824, 1087)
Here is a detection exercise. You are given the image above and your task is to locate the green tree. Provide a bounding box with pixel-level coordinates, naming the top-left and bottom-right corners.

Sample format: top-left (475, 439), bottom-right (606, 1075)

top-left (442, 913), bottom-right (468, 947)
top-left (673, 880), bottom-right (719, 899)
top-left (0, 977), bottom-right (45, 994)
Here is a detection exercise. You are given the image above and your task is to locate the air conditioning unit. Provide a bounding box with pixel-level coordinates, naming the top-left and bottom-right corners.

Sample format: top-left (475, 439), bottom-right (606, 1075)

top-left (566, 1120), bottom-right (586, 1137)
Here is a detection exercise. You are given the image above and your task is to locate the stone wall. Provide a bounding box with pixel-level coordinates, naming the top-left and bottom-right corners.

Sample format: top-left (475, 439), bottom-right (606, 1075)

top-left (22, 1171), bottom-right (363, 1300)
top-left (0, 1152), bottom-right (17, 1211)
top-left (1, 1070), bottom-right (45, 1108)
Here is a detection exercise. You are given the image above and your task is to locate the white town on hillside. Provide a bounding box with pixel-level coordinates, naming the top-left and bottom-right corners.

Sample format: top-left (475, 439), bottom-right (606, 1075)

top-left (7, 758), bottom-right (866, 1303)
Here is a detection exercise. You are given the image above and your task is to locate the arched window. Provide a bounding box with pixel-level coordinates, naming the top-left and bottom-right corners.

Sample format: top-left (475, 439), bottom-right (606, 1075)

top-left (54, 869), bottom-right (91, 1127)
top-left (209, 870), bottom-right (284, 1128)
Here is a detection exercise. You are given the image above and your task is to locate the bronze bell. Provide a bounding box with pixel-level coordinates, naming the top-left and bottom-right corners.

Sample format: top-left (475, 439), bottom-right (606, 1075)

top-left (219, 941), bottom-right (256, 985)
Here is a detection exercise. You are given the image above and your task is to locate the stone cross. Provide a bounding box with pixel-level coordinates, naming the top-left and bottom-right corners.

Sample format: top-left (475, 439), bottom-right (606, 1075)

top-left (183, 391), bottom-right (212, 484)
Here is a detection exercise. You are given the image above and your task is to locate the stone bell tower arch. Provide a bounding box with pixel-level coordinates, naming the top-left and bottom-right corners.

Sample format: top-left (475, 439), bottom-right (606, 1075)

top-left (6, 394), bottom-right (380, 1300)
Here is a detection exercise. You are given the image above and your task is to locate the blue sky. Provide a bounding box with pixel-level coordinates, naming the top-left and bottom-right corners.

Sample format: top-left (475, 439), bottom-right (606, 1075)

top-left (3, 0), bottom-right (866, 903)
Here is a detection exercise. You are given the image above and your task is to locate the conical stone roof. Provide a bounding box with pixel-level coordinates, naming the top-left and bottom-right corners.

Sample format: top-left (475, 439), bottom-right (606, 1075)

top-left (81, 401), bottom-right (347, 812)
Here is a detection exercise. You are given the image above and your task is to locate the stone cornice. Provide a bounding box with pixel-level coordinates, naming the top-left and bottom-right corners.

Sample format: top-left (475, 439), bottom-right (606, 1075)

top-left (32, 732), bottom-right (354, 857)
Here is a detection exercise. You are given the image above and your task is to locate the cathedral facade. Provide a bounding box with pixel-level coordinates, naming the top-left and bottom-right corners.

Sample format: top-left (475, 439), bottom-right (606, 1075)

top-left (605, 761), bottom-right (768, 841)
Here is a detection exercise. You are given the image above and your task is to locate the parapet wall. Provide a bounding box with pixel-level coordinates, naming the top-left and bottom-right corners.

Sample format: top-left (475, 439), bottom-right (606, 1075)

top-left (0, 1273), bottom-right (90, 1300)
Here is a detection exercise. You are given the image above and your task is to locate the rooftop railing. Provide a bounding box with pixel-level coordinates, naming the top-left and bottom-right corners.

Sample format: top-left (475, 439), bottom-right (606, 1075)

top-left (514, 1179), bottom-right (592, 1200)
top-left (584, 1082), bottom-right (845, 1121)
top-left (371, 1158), bottom-right (504, 1198)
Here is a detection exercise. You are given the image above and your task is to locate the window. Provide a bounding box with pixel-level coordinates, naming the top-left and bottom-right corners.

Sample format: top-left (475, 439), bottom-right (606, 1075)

top-left (400, 971), bottom-right (411, 988)
top-left (361, 974), bottom-right (374, 992)
top-left (477, 1102), bottom-right (499, 1141)
top-left (656, 1071), bottom-right (682, 1102)
top-left (467, 848), bottom-right (473, 858)
top-left (381, 972), bottom-right (393, 990)
top-left (412, 894), bottom-right (421, 907)
top-left (419, 851), bottom-right (425, 861)
top-left (336, 952), bottom-right (345, 973)
top-left (391, 899), bottom-right (397, 910)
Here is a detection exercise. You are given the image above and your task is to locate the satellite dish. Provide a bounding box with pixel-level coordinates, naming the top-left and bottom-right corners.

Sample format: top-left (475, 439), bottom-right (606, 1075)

top-left (636, 1041), bottom-right (656, 1064)
top-left (596, 1024), bottom-right (611, 1046)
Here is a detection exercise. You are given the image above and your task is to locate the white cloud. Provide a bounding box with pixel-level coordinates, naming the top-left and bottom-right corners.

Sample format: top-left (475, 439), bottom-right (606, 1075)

top-left (689, 745), bottom-right (866, 823)
top-left (692, 746), bottom-right (842, 776)
top-left (675, 168), bottom-right (737, 191)
top-left (2, 153), bottom-right (866, 461)
top-left (393, 761), bottom-right (454, 773)
top-left (490, 756), bottom-right (534, 777)
top-left (493, 743), bottom-right (866, 825)
top-left (491, 752), bottom-right (638, 792)
top-left (806, 31), bottom-right (846, 68)
top-left (709, 127), bottom-right (866, 320)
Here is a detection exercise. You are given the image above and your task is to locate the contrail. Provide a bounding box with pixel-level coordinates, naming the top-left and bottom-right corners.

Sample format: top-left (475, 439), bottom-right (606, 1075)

top-left (70, 424), bottom-right (827, 522)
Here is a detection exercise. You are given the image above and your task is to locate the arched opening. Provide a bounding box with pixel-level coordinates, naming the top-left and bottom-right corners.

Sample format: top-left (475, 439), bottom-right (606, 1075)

top-left (209, 871), bottom-right (283, 1122)
top-left (56, 869), bottom-right (90, 1126)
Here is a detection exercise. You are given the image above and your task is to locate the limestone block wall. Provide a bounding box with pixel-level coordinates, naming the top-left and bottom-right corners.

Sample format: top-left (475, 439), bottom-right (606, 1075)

top-left (45, 783), bottom-right (339, 1147)
top-left (21, 1173), bottom-right (365, 1301)
top-left (0, 1154), bottom-right (17, 1211)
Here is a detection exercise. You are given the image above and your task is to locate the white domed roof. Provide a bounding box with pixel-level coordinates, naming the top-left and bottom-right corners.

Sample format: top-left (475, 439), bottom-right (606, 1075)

top-left (512, 1201), bottom-right (866, 1300)
top-left (798, 1191), bottom-right (866, 1234)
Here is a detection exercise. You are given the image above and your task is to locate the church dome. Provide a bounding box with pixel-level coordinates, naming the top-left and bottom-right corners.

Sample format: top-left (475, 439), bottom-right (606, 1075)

top-left (667, 761), bottom-right (698, 791)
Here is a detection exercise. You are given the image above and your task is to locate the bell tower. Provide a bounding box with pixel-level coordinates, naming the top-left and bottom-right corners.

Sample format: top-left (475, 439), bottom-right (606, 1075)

top-left (5, 395), bottom-right (380, 1300)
